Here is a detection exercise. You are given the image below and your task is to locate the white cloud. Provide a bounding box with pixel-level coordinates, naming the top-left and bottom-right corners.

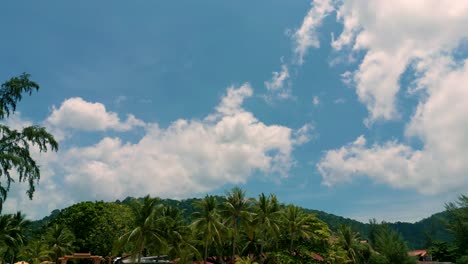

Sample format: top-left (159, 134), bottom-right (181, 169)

top-left (114, 95), bottom-right (127, 105)
top-left (331, 0), bottom-right (468, 123)
top-left (214, 84), bottom-right (253, 116)
top-left (264, 64), bottom-right (291, 100)
top-left (293, 0), bottom-right (335, 65)
top-left (292, 123), bottom-right (315, 145)
top-left (312, 96), bottom-right (320, 106)
top-left (318, 58), bottom-right (468, 194)
top-left (47, 97), bottom-right (145, 131)
top-left (3, 84), bottom-right (309, 219)
top-left (0, 112), bottom-right (33, 130)
top-left (334, 98), bottom-right (345, 104)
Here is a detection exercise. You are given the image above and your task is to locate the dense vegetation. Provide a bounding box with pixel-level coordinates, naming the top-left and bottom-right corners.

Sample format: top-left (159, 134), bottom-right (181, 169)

top-left (4, 190), bottom-right (467, 264)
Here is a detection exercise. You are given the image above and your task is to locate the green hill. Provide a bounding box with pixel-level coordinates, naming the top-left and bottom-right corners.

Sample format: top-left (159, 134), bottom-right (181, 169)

top-left (30, 196), bottom-right (452, 250)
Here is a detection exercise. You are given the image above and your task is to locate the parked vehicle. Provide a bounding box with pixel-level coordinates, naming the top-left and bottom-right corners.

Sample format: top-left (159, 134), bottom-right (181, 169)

top-left (114, 256), bottom-right (172, 264)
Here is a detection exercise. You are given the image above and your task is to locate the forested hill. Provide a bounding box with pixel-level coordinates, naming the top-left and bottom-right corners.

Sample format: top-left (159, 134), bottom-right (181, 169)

top-left (30, 196), bottom-right (452, 250)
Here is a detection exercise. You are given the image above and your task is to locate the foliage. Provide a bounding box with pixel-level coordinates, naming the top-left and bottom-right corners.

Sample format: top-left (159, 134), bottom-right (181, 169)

top-left (0, 212), bottom-right (30, 263)
top-left (0, 73), bottom-right (58, 212)
top-left (18, 239), bottom-right (53, 264)
top-left (337, 224), bottom-right (361, 263)
top-left (372, 225), bottom-right (416, 264)
top-left (457, 255), bottom-right (468, 264)
top-left (428, 240), bottom-right (457, 262)
top-left (13, 189), bottom-right (463, 264)
top-left (235, 256), bottom-right (258, 264)
top-left (117, 195), bottom-right (166, 262)
top-left (51, 201), bottom-right (133, 256)
top-left (446, 194), bottom-right (468, 256)
top-left (191, 195), bottom-right (223, 264)
top-left (158, 206), bottom-right (198, 262)
top-left (45, 224), bottom-right (75, 263)
top-left (252, 193), bottom-right (280, 263)
top-left (221, 187), bottom-right (253, 261)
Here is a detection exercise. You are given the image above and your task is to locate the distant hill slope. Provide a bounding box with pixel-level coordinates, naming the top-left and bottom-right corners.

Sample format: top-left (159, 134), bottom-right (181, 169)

top-left (30, 196), bottom-right (452, 250)
top-left (390, 211), bottom-right (452, 249)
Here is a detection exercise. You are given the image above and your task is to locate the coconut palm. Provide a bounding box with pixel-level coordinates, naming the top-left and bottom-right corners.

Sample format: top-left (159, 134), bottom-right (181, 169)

top-left (0, 214), bottom-right (19, 262)
top-left (252, 193), bottom-right (280, 263)
top-left (159, 206), bottom-right (198, 263)
top-left (221, 187), bottom-right (252, 262)
top-left (19, 239), bottom-right (53, 264)
top-left (0, 212), bottom-right (30, 263)
top-left (337, 225), bottom-right (361, 263)
top-left (118, 195), bottom-right (165, 264)
top-left (191, 195), bottom-right (223, 264)
top-left (45, 224), bottom-right (75, 264)
top-left (280, 205), bottom-right (314, 253)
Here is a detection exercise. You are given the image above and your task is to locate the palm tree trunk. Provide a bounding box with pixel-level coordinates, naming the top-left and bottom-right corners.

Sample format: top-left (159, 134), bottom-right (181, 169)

top-left (232, 232), bottom-right (236, 262)
top-left (204, 239), bottom-right (208, 264)
top-left (289, 237), bottom-right (294, 253)
top-left (259, 243), bottom-right (265, 264)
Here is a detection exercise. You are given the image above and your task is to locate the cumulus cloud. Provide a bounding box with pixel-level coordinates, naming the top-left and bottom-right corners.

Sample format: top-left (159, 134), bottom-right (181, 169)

top-left (331, 0), bottom-right (468, 123)
top-left (0, 112), bottom-right (33, 130)
top-left (318, 58), bottom-right (468, 194)
top-left (295, 0), bottom-right (468, 194)
top-left (213, 84), bottom-right (253, 117)
top-left (47, 97), bottom-right (145, 132)
top-left (3, 84), bottom-right (310, 219)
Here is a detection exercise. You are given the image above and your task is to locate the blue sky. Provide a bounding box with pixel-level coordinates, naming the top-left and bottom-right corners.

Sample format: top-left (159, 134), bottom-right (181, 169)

top-left (1, 0), bottom-right (467, 222)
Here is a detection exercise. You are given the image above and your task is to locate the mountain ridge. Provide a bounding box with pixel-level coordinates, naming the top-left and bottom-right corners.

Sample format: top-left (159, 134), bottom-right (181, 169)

top-left (30, 196), bottom-right (452, 250)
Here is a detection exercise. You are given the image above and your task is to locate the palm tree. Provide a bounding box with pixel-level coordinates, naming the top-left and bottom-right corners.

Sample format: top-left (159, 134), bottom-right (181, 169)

top-left (159, 206), bottom-right (198, 263)
top-left (0, 213), bottom-right (19, 262)
top-left (191, 195), bottom-right (223, 264)
top-left (221, 187), bottom-right (252, 262)
top-left (19, 239), bottom-right (53, 264)
top-left (252, 193), bottom-right (280, 263)
top-left (373, 225), bottom-right (416, 264)
top-left (118, 195), bottom-right (165, 264)
top-left (337, 225), bottom-right (361, 263)
top-left (280, 205), bottom-right (313, 253)
top-left (0, 212), bottom-right (30, 263)
top-left (45, 224), bottom-right (75, 264)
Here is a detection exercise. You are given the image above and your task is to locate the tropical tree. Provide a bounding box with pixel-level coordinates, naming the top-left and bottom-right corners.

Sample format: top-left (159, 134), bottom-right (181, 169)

top-left (191, 195), bottom-right (223, 264)
top-left (19, 239), bottom-right (53, 264)
top-left (159, 206), bottom-right (198, 263)
top-left (221, 187), bottom-right (252, 261)
top-left (0, 73), bottom-right (58, 212)
top-left (280, 205), bottom-right (314, 253)
top-left (117, 195), bottom-right (165, 264)
top-left (51, 201), bottom-right (133, 256)
top-left (45, 224), bottom-right (75, 264)
top-left (373, 225), bottom-right (416, 264)
top-left (337, 225), bottom-right (361, 263)
top-left (0, 212), bottom-right (30, 263)
top-left (252, 193), bottom-right (280, 263)
top-left (445, 194), bottom-right (468, 258)
top-left (235, 256), bottom-right (258, 264)
top-left (428, 241), bottom-right (457, 263)
top-left (0, 214), bottom-right (18, 263)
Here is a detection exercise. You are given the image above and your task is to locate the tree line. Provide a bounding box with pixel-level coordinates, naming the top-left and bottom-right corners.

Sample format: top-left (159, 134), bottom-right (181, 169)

top-left (0, 187), bottom-right (436, 264)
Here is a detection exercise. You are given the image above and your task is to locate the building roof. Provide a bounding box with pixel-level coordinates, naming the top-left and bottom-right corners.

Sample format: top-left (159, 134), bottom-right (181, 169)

top-left (408, 250), bottom-right (428, 257)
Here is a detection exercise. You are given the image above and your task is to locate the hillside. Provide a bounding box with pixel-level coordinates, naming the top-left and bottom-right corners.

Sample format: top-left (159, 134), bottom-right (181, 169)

top-left (30, 196), bottom-right (452, 250)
